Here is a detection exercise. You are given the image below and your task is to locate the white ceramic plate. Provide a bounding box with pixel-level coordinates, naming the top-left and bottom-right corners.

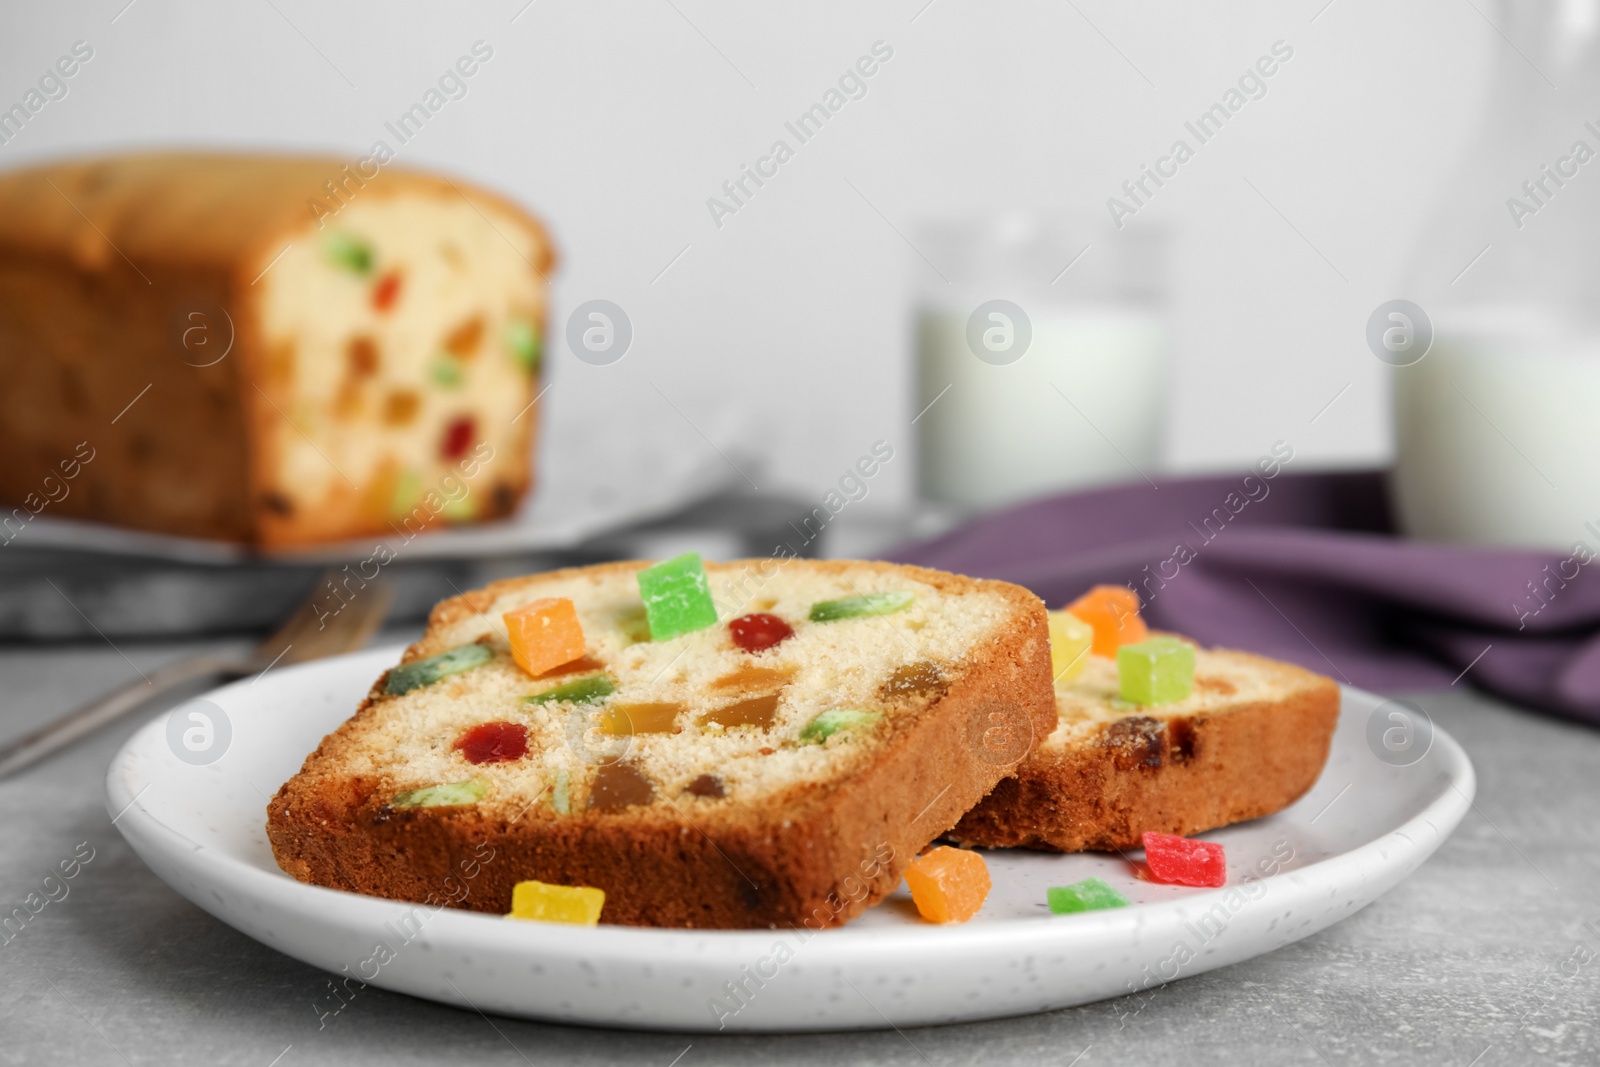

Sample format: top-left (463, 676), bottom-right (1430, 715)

top-left (107, 646), bottom-right (1474, 1032)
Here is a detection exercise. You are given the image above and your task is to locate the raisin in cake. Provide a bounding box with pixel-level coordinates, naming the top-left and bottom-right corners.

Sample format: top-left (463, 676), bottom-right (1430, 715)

top-left (266, 559), bottom-right (1055, 929)
top-left (0, 153), bottom-right (553, 547)
top-left (948, 645), bottom-right (1339, 852)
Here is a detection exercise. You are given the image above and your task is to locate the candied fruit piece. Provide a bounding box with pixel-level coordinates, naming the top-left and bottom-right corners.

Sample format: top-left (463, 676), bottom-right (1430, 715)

top-left (1066, 585), bottom-right (1148, 657)
top-left (541, 655), bottom-right (607, 679)
top-left (1117, 636), bottom-right (1195, 706)
top-left (430, 354), bottom-right (465, 389)
top-left (600, 702), bottom-right (684, 736)
top-left (440, 493), bottom-right (477, 523)
top-left (728, 612), bottom-right (794, 653)
top-left (1142, 831), bottom-right (1226, 887)
top-left (444, 315), bottom-right (485, 359)
top-left (503, 596), bottom-right (586, 678)
top-left (439, 415), bottom-right (476, 461)
top-left (809, 591), bottom-right (914, 621)
top-left (388, 467), bottom-right (423, 521)
top-left (588, 761), bottom-right (655, 811)
top-left (508, 880), bottom-right (605, 926)
top-left (382, 389), bottom-right (421, 426)
top-left (324, 232), bottom-right (373, 275)
top-left (1047, 877), bottom-right (1129, 914)
top-left (453, 721), bottom-right (528, 765)
top-left (882, 660), bottom-right (945, 698)
top-left (384, 643), bottom-right (493, 696)
top-left (686, 774), bottom-right (726, 798)
top-left (550, 769), bottom-right (571, 814)
top-left (799, 708), bottom-right (881, 744)
top-left (346, 335), bottom-right (379, 377)
top-left (904, 846), bottom-right (991, 924)
top-left (506, 320), bottom-right (541, 373)
top-left (324, 231), bottom-right (374, 275)
top-left (637, 552), bottom-right (718, 640)
top-left (1047, 610), bottom-right (1094, 682)
top-left (709, 665), bottom-right (795, 693)
top-left (524, 673), bottom-right (616, 706)
top-left (701, 692), bottom-right (780, 729)
top-left (392, 779), bottom-right (487, 809)
top-left (372, 269), bottom-right (402, 311)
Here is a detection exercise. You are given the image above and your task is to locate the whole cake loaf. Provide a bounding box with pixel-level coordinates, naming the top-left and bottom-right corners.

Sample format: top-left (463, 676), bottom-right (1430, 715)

top-left (0, 153), bottom-right (554, 547)
top-left (267, 557), bottom-right (1056, 929)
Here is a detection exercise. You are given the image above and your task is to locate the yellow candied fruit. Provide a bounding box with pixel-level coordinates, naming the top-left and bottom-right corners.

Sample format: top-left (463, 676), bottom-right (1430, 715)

top-left (507, 880), bottom-right (605, 925)
top-left (1046, 610), bottom-right (1094, 683)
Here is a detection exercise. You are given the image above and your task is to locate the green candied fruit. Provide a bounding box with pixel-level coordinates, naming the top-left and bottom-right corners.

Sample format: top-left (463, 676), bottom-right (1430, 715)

top-left (524, 673), bottom-right (617, 706)
top-left (550, 769), bottom-right (571, 814)
top-left (1116, 636), bottom-right (1196, 706)
top-left (324, 232), bottom-right (374, 275)
top-left (506, 320), bottom-right (542, 374)
top-left (430, 354), bottom-right (465, 388)
top-left (388, 468), bottom-right (423, 521)
top-left (1047, 877), bottom-right (1129, 914)
top-left (440, 492), bottom-right (477, 522)
top-left (384, 642), bottom-right (494, 696)
top-left (799, 708), bottom-right (882, 744)
top-left (391, 779), bottom-right (488, 809)
top-left (808, 591), bottom-right (914, 622)
top-left (637, 552), bottom-right (718, 641)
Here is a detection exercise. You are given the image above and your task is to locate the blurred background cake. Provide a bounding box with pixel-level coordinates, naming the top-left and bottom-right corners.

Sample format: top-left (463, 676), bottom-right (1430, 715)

top-left (0, 153), bottom-right (554, 547)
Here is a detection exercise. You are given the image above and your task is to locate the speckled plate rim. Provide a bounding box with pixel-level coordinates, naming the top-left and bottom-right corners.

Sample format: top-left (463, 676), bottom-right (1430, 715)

top-left (107, 647), bottom-right (1475, 1032)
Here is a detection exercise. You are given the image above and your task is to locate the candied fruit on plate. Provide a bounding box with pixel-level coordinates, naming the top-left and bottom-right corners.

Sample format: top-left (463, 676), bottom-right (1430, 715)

top-left (508, 880), bottom-right (605, 925)
top-left (1047, 877), bottom-right (1129, 914)
top-left (904, 846), bottom-right (991, 924)
top-left (1142, 831), bottom-right (1227, 887)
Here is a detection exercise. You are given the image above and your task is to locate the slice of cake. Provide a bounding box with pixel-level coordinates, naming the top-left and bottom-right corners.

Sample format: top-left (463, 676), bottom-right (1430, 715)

top-left (266, 557), bottom-right (1055, 929)
top-left (0, 153), bottom-right (554, 547)
top-left (948, 644), bottom-right (1339, 852)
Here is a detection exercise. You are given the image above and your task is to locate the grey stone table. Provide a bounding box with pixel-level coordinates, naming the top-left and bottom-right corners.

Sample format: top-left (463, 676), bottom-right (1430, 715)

top-left (3, 632), bottom-right (1598, 1067)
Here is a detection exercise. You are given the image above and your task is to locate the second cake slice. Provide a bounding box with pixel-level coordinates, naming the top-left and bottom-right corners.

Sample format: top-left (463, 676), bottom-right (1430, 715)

top-left (267, 558), bottom-right (1054, 929)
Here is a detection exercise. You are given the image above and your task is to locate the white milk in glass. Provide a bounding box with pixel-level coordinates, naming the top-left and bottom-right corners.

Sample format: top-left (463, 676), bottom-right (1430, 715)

top-left (912, 216), bottom-right (1168, 512)
top-left (1392, 309), bottom-right (1600, 550)
top-left (1391, 3), bottom-right (1600, 548)
top-left (915, 305), bottom-right (1167, 510)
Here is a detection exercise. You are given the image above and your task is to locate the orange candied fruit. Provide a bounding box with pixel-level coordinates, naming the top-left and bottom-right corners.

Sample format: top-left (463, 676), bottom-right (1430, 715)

top-left (1066, 584), bottom-right (1148, 657)
top-left (903, 846), bottom-right (991, 924)
top-left (503, 597), bottom-right (587, 678)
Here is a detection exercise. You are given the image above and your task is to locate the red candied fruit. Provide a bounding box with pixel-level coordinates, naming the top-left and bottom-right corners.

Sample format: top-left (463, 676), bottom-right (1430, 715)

top-left (372, 270), bottom-right (403, 312)
top-left (729, 613), bottom-right (794, 653)
top-left (440, 415), bottom-right (476, 461)
top-left (453, 721), bottom-right (528, 765)
top-left (1141, 831), bottom-right (1226, 887)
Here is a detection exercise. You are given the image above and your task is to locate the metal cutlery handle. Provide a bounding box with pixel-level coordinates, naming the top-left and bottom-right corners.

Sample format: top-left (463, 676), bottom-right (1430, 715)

top-left (0, 653), bottom-right (245, 780)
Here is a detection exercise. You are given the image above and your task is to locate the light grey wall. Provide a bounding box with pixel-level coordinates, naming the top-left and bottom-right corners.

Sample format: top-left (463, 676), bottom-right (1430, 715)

top-left (0, 0), bottom-right (1491, 509)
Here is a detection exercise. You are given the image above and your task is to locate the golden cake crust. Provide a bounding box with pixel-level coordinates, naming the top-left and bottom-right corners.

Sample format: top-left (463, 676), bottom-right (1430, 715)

top-left (947, 647), bottom-right (1340, 852)
top-left (266, 559), bottom-right (1058, 929)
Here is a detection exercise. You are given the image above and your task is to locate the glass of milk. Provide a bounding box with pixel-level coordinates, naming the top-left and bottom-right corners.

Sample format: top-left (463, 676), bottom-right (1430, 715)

top-left (913, 214), bottom-right (1168, 512)
top-left (1394, 0), bottom-right (1600, 549)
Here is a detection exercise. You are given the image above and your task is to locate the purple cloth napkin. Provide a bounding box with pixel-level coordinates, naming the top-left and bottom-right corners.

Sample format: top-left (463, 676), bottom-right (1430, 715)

top-left (884, 470), bottom-right (1600, 726)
